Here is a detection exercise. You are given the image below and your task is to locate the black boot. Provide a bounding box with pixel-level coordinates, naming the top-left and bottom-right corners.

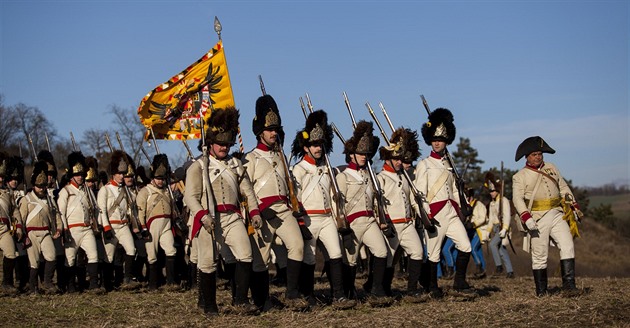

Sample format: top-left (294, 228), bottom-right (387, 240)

top-left (362, 255), bottom-right (374, 293)
top-left (55, 255), bottom-right (65, 291)
top-left (148, 263), bottom-right (159, 291)
top-left (76, 264), bottom-right (87, 292)
top-left (87, 263), bottom-right (105, 294)
top-left (121, 254), bottom-right (140, 290)
top-left (406, 259), bottom-right (422, 293)
top-left (453, 251), bottom-right (475, 293)
top-left (383, 266), bottom-right (395, 297)
top-left (232, 261), bottom-right (258, 314)
top-left (298, 263), bottom-right (315, 298)
top-left (285, 259), bottom-right (302, 300)
top-left (16, 256), bottom-right (29, 293)
top-left (250, 270), bottom-right (269, 311)
top-left (368, 257), bottom-right (392, 307)
top-left (428, 261), bottom-right (443, 298)
top-left (533, 268), bottom-right (548, 296)
top-left (189, 262), bottom-right (198, 289)
top-left (2, 257), bottom-right (16, 294)
top-left (198, 271), bottom-right (218, 316)
top-left (285, 259), bottom-right (308, 309)
top-left (403, 259), bottom-right (428, 303)
top-left (271, 263), bottom-right (286, 287)
top-left (224, 262), bottom-right (236, 301)
top-left (113, 265), bottom-right (124, 289)
top-left (66, 266), bottom-right (77, 293)
top-left (133, 256), bottom-right (147, 282)
top-left (41, 260), bottom-right (58, 294)
top-left (165, 256), bottom-right (177, 288)
top-left (330, 259), bottom-right (356, 309)
top-left (561, 259), bottom-right (580, 296)
top-left (342, 264), bottom-right (357, 299)
top-left (102, 263), bottom-right (115, 292)
top-left (29, 267), bottom-right (39, 294)
top-left (420, 261), bottom-right (431, 293)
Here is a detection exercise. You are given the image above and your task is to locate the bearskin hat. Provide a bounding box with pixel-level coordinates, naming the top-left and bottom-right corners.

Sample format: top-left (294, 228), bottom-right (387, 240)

top-left (379, 127), bottom-right (418, 161)
top-left (421, 108), bottom-right (456, 146)
top-left (291, 109), bottom-right (334, 159)
top-left (31, 160), bottom-right (49, 187)
top-left (206, 106), bottom-right (240, 146)
top-left (37, 150), bottom-right (58, 179)
top-left (515, 136), bottom-right (555, 162)
top-left (344, 121), bottom-right (380, 160)
top-left (484, 172), bottom-right (501, 192)
top-left (252, 95), bottom-right (284, 143)
top-left (150, 154), bottom-right (170, 179)
top-left (6, 156), bottom-right (25, 183)
top-left (0, 152), bottom-right (7, 178)
top-left (85, 156), bottom-right (99, 182)
top-left (67, 151), bottom-right (87, 176)
top-left (402, 129), bottom-right (421, 164)
top-left (108, 150), bottom-right (129, 176)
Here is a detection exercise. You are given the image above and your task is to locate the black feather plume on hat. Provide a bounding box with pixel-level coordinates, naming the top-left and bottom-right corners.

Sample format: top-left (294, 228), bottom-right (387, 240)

top-left (421, 107), bottom-right (456, 146)
top-left (344, 120), bottom-right (380, 160)
top-left (291, 109), bottom-right (334, 159)
top-left (37, 150), bottom-right (58, 178)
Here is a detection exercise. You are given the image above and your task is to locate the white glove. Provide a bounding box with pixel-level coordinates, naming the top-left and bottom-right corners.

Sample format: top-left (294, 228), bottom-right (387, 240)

top-left (525, 219), bottom-right (538, 232)
top-left (201, 215), bottom-right (215, 233)
top-left (499, 228), bottom-right (508, 239)
top-left (251, 214), bottom-right (263, 230)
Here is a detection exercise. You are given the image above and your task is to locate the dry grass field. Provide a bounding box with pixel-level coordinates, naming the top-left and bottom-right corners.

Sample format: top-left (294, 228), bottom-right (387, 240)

top-left (0, 274), bottom-right (629, 327)
top-left (2, 204), bottom-right (629, 327)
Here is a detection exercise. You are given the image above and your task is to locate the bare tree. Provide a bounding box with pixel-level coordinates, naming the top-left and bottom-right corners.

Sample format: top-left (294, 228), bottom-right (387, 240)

top-left (13, 103), bottom-right (58, 163)
top-left (0, 95), bottom-right (20, 150)
top-left (108, 104), bottom-right (145, 165)
top-left (81, 128), bottom-right (110, 164)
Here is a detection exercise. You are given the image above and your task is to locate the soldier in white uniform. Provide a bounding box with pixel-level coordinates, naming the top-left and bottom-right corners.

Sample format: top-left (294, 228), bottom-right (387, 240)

top-left (242, 95), bottom-right (307, 310)
top-left (290, 110), bottom-right (356, 309)
top-left (377, 128), bottom-right (425, 301)
top-left (336, 121), bottom-right (391, 306)
top-left (122, 155), bottom-right (148, 283)
top-left (19, 161), bottom-right (62, 294)
top-left (98, 151), bottom-right (140, 290)
top-left (57, 152), bottom-right (104, 293)
top-left (484, 173), bottom-right (514, 278)
top-left (137, 154), bottom-right (178, 291)
top-left (414, 108), bottom-right (475, 296)
top-left (512, 136), bottom-right (582, 297)
top-left (0, 153), bottom-right (22, 294)
top-left (185, 107), bottom-right (260, 315)
top-left (465, 188), bottom-right (489, 279)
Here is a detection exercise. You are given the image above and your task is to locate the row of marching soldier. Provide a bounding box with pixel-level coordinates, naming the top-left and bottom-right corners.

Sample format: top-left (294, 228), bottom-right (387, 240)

top-left (0, 92), bottom-right (584, 316)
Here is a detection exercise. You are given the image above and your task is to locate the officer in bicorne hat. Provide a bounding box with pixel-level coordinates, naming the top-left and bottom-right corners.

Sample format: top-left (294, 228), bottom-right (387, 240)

top-left (512, 136), bottom-right (582, 297)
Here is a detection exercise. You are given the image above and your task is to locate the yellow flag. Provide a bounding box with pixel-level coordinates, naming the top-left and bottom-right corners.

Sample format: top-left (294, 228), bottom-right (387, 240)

top-left (137, 41), bottom-right (234, 140)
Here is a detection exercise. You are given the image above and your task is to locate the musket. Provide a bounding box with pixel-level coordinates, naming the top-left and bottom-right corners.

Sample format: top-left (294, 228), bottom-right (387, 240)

top-left (499, 161), bottom-right (516, 253)
top-left (148, 128), bottom-right (189, 240)
top-left (343, 93), bottom-right (395, 238)
top-left (331, 123), bottom-right (346, 144)
top-left (18, 143), bottom-right (27, 194)
top-left (182, 139), bottom-right (194, 161)
top-left (300, 95), bottom-right (350, 233)
top-left (258, 76), bottom-right (305, 222)
top-left (419, 95), bottom-right (473, 219)
top-left (372, 102), bottom-right (434, 231)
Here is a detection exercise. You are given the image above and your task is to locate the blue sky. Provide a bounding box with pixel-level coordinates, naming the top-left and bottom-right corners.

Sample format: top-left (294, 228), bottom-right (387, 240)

top-left (1, 1), bottom-right (628, 187)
